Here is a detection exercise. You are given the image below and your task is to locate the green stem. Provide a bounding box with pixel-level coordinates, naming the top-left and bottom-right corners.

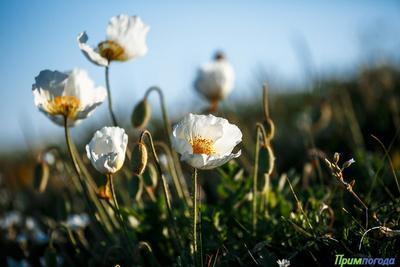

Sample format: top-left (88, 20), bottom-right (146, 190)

top-left (192, 167), bottom-right (198, 266)
top-left (105, 65), bottom-right (119, 127)
top-left (252, 125), bottom-right (262, 235)
top-left (108, 174), bottom-right (134, 253)
top-left (63, 117), bottom-right (104, 237)
top-left (155, 141), bottom-right (187, 206)
top-left (140, 130), bottom-right (182, 252)
top-left (144, 86), bottom-right (191, 205)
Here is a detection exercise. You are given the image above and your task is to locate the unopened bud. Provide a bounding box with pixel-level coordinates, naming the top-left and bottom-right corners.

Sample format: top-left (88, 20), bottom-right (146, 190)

top-left (349, 179), bottom-right (355, 188)
top-left (333, 153), bottom-right (340, 164)
top-left (131, 142), bottom-right (148, 176)
top-left (342, 158), bottom-right (355, 169)
top-left (131, 99), bottom-right (152, 129)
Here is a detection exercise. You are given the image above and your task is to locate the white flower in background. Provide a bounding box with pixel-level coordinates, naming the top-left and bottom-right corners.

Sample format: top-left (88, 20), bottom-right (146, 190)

top-left (32, 69), bottom-right (106, 127)
top-left (77, 15), bottom-right (150, 66)
top-left (172, 113), bottom-right (242, 170)
top-left (277, 259), bottom-right (291, 267)
top-left (65, 214), bottom-right (90, 230)
top-left (194, 51), bottom-right (235, 106)
top-left (86, 127), bottom-right (128, 174)
top-left (0, 211), bottom-right (22, 229)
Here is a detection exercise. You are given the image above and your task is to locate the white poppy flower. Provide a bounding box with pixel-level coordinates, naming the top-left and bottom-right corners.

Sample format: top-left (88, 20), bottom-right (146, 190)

top-left (171, 113), bottom-right (242, 170)
top-left (277, 259), bottom-right (291, 267)
top-left (77, 15), bottom-right (150, 66)
top-left (32, 69), bottom-right (106, 127)
top-left (86, 126), bottom-right (128, 174)
top-left (194, 52), bottom-right (235, 103)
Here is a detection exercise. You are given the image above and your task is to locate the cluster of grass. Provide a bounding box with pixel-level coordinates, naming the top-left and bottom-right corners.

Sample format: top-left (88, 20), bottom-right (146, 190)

top-left (0, 64), bottom-right (399, 266)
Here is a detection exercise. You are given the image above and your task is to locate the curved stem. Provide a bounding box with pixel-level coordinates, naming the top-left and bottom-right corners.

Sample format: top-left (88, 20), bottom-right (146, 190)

top-left (105, 65), bottom-right (119, 126)
top-left (140, 130), bottom-right (182, 252)
top-left (108, 174), bottom-right (134, 253)
top-left (252, 124), bottom-right (262, 235)
top-left (144, 86), bottom-right (190, 204)
top-left (63, 117), bottom-right (107, 238)
top-left (262, 83), bottom-right (270, 120)
top-left (191, 167), bottom-right (198, 266)
top-left (155, 141), bottom-right (187, 206)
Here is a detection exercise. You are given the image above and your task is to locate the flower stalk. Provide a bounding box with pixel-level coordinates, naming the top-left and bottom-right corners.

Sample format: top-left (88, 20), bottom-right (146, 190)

top-left (139, 130), bottom-right (182, 252)
top-left (144, 86), bottom-right (190, 205)
top-left (108, 173), bottom-right (134, 252)
top-left (191, 167), bottom-right (198, 266)
top-left (105, 65), bottom-right (119, 126)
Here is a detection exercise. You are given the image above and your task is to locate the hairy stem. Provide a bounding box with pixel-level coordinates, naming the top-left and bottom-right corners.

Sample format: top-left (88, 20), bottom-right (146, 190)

top-left (140, 130), bottom-right (182, 252)
top-left (108, 174), bottom-right (134, 253)
top-left (105, 65), bottom-right (119, 126)
top-left (192, 167), bottom-right (198, 266)
top-left (144, 86), bottom-right (191, 205)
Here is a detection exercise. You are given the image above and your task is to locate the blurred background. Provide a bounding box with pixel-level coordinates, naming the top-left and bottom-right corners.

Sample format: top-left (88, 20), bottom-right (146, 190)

top-left (0, 0), bottom-right (399, 153)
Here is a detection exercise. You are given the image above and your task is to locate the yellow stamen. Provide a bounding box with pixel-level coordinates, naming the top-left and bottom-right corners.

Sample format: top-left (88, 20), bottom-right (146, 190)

top-left (190, 136), bottom-right (215, 155)
top-left (46, 96), bottom-right (80, 119)
top-left (98, 40), bottom-right (128, 61)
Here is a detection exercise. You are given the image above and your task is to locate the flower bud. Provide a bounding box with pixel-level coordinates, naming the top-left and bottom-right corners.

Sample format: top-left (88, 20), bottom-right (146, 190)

top-left (342, 158), bottom-right (355, 169)
top-left (333, 152), bottom-right (340, 164)
top-left (131, 99), bottom-right (152, 129)
top-left (131, 142), bottom-right (148, 176)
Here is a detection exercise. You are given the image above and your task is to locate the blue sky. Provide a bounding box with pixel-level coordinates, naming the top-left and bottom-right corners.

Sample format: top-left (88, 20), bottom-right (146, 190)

top-left (0, 1), bottom-right (399, 151)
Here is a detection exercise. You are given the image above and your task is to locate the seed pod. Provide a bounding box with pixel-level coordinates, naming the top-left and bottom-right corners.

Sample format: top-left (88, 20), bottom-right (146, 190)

top-left (131, 99), bottom-right (152, 129)
top-left (131, 142), bottom-right (148, 176)
top-left (33, 160), bottom-right (50, 193)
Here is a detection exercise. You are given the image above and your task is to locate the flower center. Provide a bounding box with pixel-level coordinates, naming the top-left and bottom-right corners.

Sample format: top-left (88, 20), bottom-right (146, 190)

top-left (190, 136), bottom-right (215, 155)
top-left (98, 40), bottom-right (128, 61)
top-left (46, 96), bottom-right (80, 118)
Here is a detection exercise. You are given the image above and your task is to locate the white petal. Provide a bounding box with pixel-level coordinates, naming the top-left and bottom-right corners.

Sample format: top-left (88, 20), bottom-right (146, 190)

top-left (77, 32), bottom-right (109, 67)
top-left (213, 121), bottom-right (242, 156)
top-left (106, 15), bottom-right (150, 60)
top-left (86, 127), bottom-right (128, 174)
top-left (181, 150), bottom-right (241, 170)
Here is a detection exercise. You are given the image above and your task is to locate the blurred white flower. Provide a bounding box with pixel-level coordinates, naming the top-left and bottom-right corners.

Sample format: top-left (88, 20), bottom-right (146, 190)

top-left (277, 259), bottom-right (291, 267)
top-left (172, 113), bottom-right (242, 170)
top-left (77, 15), bottom-right (150, 66)
top-left (65, 214), bottom-right (90, 230)
top-left (194, 52), bottom-right (235, 106)
top-left (86, 126), bottom-right (128, 174)
top-left (32, 69), bottom-right (106, 127)
top-left (0, 211), bottom-right (22, 229)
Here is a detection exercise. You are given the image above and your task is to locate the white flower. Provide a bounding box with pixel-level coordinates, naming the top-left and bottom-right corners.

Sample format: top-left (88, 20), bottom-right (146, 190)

top-left (32, 69), bottom-right (106, 127)
top-left (172, 113), bottom-right (242, 170)
top-left (277, 259), bottom-right (291, 267)
top-left (77, 15), bottom-right (150, 66)
top-left (86, 126), bottom-right (128, 174)
top-left (194, 52), bottom-right (235, 103)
